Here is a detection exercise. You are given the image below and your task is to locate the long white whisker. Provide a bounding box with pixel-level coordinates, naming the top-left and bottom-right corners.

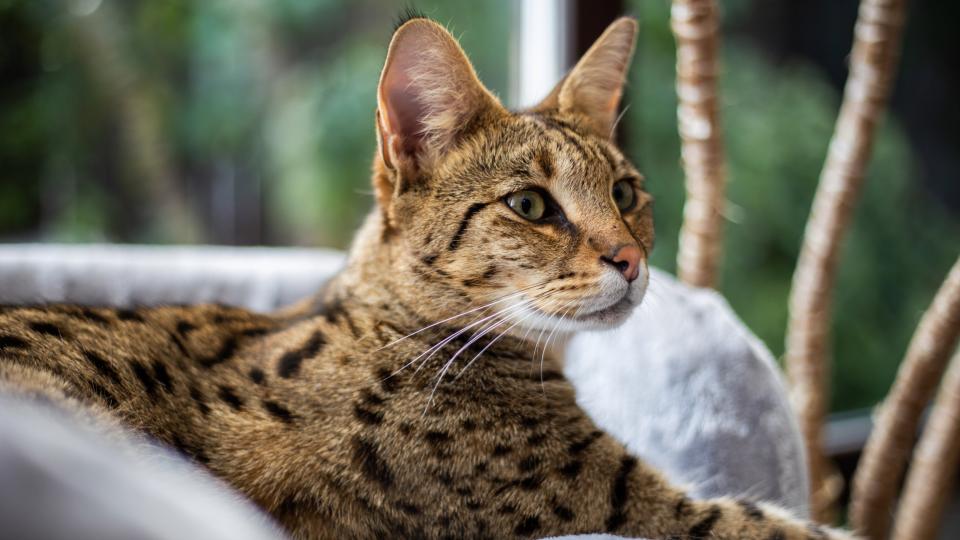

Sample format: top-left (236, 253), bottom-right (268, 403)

top-left (407, 298), bottom-right (535, 376)
top-left (453, 299), bottom-right (545, 380)
top-left (530, 296), bottom-right (569, 370)
top-left (540, 301), bottom-right (583, 393)
top-left (375, 279), bottom-right (550, 352)
top-left (422, 298), bottom-right (537, 414)
top-left (539, 300), bottom-right (577, 388)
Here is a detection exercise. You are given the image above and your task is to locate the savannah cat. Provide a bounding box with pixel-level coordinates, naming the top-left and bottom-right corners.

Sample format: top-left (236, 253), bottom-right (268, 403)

top-left (0, 15), bottom-right (854, 540)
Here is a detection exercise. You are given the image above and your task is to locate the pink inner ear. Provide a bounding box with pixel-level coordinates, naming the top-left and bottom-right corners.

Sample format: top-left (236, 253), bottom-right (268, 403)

top-left (381, 54), bottom-right (427, 157)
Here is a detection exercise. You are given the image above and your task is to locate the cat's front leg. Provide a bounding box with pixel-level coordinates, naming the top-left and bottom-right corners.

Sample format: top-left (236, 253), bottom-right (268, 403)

top-left (608, 454), bottom-right (858, 540)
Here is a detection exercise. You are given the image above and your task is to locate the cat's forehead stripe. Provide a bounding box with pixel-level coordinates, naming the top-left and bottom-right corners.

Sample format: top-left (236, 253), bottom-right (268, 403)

top-left (519, 113), bottom-right (623, 177)
top-left (520, 114), bottom-right (593, 165)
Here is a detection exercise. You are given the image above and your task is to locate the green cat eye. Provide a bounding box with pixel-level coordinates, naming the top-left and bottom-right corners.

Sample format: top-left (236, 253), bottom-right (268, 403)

top-left (506, 190), bottom-right (546, 221)
top-left (612, 179), bottom-right (635, 211)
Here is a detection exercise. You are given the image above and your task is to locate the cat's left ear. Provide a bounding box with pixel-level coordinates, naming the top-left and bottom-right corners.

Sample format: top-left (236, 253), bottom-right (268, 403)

top-left (536, 17), bottom-right (637, 138)
top-left (376, 18), bottom-right (506, 177)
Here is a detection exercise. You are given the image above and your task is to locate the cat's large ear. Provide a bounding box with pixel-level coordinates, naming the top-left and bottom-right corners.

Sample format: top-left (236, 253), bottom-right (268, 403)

top-left (535, 17), bottom-right (637, 138)
top-left (376, 18), bottom-right (505, 178)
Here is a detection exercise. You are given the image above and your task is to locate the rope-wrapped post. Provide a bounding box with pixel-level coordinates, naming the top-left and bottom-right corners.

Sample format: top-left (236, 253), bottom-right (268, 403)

top-left (893, 348), bottom-right (960, 540)
top-left (850, 257), bottom-right (960, 539)
top-left (783, 0), bottom-right (908, 522)
top-left (671, 0), bottom-right (727, 289)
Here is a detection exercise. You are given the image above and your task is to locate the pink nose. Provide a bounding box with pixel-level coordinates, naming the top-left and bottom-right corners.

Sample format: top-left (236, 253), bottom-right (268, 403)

top-left (602, 245), bottom-right (642, 282)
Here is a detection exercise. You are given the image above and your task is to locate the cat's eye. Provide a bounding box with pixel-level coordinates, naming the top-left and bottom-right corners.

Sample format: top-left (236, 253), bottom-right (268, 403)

top-left (505, 190), bottom-right (547, 221)
top-left (612, 179), bottom-right (635, 211)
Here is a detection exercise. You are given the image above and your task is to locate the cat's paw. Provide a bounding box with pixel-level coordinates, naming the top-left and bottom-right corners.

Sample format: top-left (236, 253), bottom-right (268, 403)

top-left (755, 502), bottom-right (860, 540)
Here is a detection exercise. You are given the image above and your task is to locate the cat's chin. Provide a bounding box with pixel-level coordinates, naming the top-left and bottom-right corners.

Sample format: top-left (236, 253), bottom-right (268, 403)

top-left (571, 294), bottom-right (637, 329)
top-left (514, 281), bottom-right (646, 335)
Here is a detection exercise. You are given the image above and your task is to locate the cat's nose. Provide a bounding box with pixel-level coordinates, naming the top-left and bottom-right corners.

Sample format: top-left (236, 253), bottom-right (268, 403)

top-left (600, 245), bottom-right (642, 282)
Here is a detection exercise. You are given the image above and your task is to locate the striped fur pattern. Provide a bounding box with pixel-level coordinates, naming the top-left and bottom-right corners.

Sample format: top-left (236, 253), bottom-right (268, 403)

top-left (0, 15), bottom-right (854, 540)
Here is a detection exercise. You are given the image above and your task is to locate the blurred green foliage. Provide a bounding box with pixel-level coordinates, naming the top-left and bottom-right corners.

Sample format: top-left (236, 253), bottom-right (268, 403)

top-left (0, 0), bottom-right (957, 411)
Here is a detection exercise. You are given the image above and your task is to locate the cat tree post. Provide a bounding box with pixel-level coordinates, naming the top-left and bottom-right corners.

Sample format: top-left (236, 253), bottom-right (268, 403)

top-left (784, 0), bottom-right (908, 523)
top-left (850, 257), bottom-right (960, 539)
top-left (892, 348), bottom-right (960, 540)
top-left (671, 0), bottom-right (727, 289)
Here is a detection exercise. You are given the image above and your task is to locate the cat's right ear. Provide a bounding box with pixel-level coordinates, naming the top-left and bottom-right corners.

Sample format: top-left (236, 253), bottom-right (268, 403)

top-left (375, 18), bottom-right (505, 183)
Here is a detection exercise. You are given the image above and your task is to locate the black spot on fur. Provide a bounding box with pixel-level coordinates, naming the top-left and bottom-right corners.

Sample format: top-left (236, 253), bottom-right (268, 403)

top-left (277, 331), bottom-right (325, 378)
top-left (78, 308), bottom-right (110, 325)
top-left (249, 367), bottom-right (266, 385)
top-left (538, 370), bottom-right (564, 382)
top-left (520, 416), bottom-right (540, 429)
top-left (81, 350), bottom-right (120, 384)
top-left (499, 503), bottom-right (517, 515)
top-left (377, 367), bottom-right (401, 393)
top-left (737, 499), bottom-right (764, 521)
top-left (352, 436), bottom-right (393, 489)
top-left (241, 326), bottom-right (270, 338)
top-left (425, 430), bottom-right (452, 445)
top-left (606, 455), bottom-right (637, 531)
top-left (606, 511), bottom-right (627, 532)
top-left (466, 499), bottom-right (484, 511)
top-left (199, 336), bottom-right (239, 369)
top-left (152, 360), bottom-right (174, 392)
top-left (0, 335), bottom-right (28, 351)
top-left (448, 202), bottom-right (488, 251)
top-left (395, 501), bottom-right (421, 515)
top-left (421, 253), bottom-right (438, 266)
top-left (536, 149), bottom-right (555, 178)
top-left (436, 471), bottom-right (454, 486)
top-left (537, 115), bottom-right (593, 162)
top-left (28, 321), bottom-right (64, 338)
top-left (514, 515), bottom-right (541, 536)
top-left (318, 297), bottom-right (360, 337)
top-left (263, 400), bottom-right (296, 423)
top-left (688, 506), bottom-right (722, 538)
top-left (88, 381), bottom-right (119, 408)
top-left (189, 386), bottom-right (210, 416)
top-left (131, 361), bottom-right (156, 396)
top-left (559, 460), bottom-right (583, 479)
top-left (518, 455), bottom-right (540, 472)
top-left (166, 331), bottom-right (191, 359)
top-left (492, 443), bottom-right (513, 456)
top-left (569, 430), bottom-right (603, 454)
top-left (519, 475), bottom-right (544, 490)
top-left (552, 504), bottom-right (575, 522)
top-left (354, 404), bottom-right (384, 425)
top-left (217, 385), bottom-right (244, 410)
top-left (171, 435), bottom-right (210, 465)
top-left (361, 389), bottom-right (385, 406)
top-left (115, 309), bottom-right (144, 322)
top-left (526, 432), bottom-right (547, 446)
top-left (175, 320), bottom-right (197, 336)
top-left (674, 496), bottom-right (693, 519)
top-left (461, 418), bottom-right (477, 431)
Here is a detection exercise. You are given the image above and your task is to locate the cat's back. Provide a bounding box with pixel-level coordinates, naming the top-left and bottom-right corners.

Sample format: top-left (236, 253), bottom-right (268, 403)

top-left (0, 303), bottom-right (280, 427)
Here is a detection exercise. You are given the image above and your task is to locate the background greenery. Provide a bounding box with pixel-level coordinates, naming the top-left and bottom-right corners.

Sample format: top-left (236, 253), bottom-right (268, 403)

top-left (1, 0), bottom-right (957, 412)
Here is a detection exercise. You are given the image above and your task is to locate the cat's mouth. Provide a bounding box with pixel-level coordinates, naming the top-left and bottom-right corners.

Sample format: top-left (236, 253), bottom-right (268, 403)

top-left (568, 268), bottom-right (648, 328)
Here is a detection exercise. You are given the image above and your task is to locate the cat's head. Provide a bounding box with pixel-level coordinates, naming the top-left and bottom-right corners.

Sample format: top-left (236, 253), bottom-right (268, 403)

top-left (369, 16), bottom-right (651, 332)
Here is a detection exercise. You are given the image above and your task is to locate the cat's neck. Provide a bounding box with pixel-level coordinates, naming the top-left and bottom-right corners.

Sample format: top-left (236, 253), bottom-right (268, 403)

top-left (287, 210), bottom-right (568, 359)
